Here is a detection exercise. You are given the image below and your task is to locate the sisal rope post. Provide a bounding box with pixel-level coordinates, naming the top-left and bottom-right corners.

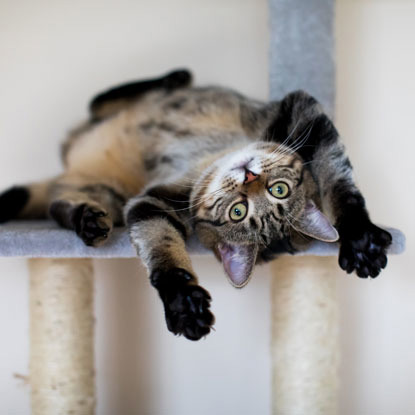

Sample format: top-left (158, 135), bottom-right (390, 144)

top-left (271, 256), bottom-right (339, 414)
top-left (269, 0), bottom-right (338, 413)
top-left (28, 258), bottom-right (95, 415)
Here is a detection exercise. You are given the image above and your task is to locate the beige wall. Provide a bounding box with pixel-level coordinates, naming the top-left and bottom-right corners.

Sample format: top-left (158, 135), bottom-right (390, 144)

top-left (336, 1), bottom-right (415, 414)
top-left (0, 0), bottom-right (413, 414)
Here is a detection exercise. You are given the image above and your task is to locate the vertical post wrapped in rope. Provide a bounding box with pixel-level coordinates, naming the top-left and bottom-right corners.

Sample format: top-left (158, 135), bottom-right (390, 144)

top-left (269, 0), bottom-right (339, 413)
top-left (271, 256), bottom-right (339, 414)
top-left (29, 258), bottom-right (95, 415)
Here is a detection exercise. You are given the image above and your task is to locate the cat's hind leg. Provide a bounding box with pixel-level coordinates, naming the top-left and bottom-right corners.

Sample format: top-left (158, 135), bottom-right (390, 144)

top-left (49, 178), bottom-right (126, 246)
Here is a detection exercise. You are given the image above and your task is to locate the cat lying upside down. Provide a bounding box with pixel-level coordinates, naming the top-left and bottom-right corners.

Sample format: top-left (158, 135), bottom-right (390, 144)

top-left (0, 69), bottom-right (392, 340)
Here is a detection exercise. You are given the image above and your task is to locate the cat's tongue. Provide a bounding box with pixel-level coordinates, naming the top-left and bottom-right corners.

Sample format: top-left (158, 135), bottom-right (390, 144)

top-left (217, 243), bottom-right (257, 288)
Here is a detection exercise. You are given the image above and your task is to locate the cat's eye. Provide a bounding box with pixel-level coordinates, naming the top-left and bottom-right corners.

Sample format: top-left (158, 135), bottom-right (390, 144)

top-left (268, 182), bottom-right (290, 199)
top-left (229, 202), bottom-right (248, 222)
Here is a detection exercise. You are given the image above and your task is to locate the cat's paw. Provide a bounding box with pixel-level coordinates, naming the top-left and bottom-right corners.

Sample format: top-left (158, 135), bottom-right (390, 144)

top-left (151, 268), bottom-right (215, 341)
top-left (338, 220), bottom-right (392, 278)
top-left (74, 204), bottom-right (112, 246)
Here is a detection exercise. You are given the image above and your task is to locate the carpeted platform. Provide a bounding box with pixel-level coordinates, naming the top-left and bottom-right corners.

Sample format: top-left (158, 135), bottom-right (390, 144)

top-left (0, 220), bottom-right (405, 258)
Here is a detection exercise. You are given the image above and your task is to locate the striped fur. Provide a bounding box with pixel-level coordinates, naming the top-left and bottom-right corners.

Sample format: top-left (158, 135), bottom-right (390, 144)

top-left (0, 70), bottom-right (391, 339)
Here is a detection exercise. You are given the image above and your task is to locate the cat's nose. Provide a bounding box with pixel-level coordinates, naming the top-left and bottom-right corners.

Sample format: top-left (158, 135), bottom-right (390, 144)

top-left (244, 169), bottom-right (258, 184)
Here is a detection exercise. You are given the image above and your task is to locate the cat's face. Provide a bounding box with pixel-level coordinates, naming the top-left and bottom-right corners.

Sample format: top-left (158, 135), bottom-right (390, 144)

top-left (191, 141), bottom-right (338, 287)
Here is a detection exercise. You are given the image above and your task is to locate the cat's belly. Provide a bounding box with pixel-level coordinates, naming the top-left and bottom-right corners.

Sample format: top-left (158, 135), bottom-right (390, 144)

top-left (63, 98), bottom-right (255, 195)
top-left (64, 113), bottom-right (148, 195)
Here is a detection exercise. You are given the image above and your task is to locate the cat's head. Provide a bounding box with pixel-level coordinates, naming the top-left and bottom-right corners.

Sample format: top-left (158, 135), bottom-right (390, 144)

top-left (191, 141), bottom-right (338, 288)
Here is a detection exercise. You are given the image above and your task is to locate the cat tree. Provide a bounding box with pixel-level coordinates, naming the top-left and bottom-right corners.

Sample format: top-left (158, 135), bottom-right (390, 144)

top-left (0, 0), bottom-right (406, 414)
top-left (270, 0), bottom-right (339, 413)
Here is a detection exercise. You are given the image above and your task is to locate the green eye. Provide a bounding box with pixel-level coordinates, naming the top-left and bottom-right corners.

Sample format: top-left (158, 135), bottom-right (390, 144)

top-left (268, 182), bottom-right (290, 199)
top-left (229, 202), bottom-right (248, 221)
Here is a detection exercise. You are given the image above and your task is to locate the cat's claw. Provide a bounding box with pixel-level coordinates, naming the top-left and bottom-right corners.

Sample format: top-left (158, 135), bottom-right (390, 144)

top-left (74, 204), bottom-right (112, 246)
top-left (338, 220), bottom-right (392, 278)
top-left (151, 268), bottom-right (215, 341)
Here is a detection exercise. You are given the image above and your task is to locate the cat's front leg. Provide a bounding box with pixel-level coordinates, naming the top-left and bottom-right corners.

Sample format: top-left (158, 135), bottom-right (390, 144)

top-left (265, 90), bottom-right (392, 277)
top-left (309, 125), bottom-right (392, 278)
top-left (332, 181), bottom-right (392, 278)
top-left (126, 188), bottom-right (214, 340)
top-left (306, 118), bottom-right (393, 278)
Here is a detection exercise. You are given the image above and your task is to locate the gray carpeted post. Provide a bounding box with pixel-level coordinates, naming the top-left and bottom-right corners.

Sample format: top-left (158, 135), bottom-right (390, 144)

top-left (269, 0), bottom-right (335, 115)
top-left (269, 0), bottom-right (338, 413)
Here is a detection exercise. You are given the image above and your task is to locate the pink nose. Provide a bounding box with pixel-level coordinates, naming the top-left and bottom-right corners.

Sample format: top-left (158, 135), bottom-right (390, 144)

top-left (244, 170), bottom-right (258, 184)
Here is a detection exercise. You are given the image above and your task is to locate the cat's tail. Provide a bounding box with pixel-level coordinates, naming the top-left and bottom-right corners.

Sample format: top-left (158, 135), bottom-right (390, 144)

top-left (0, 178), bottom-right (56, 223)
top-left (89, 68), bottom-right (193, 121)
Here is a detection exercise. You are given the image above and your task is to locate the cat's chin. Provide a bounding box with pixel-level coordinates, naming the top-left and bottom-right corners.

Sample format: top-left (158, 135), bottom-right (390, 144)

top-left (217, 242), bottom-right (257, 288)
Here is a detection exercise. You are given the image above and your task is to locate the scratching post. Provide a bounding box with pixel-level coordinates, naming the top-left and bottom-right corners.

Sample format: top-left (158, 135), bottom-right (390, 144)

top-left (29, 258), bottom-right (95, 415)
top-left (271, 256), bottom-right (339, 414)
top-left (269, 0), bottom-right (338, 413)
top-left (0, 224), bottom-right (404, 415)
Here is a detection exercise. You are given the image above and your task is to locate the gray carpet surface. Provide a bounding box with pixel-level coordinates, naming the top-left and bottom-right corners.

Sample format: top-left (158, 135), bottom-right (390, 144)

top-left (0, 221), bottom-right (405, 258)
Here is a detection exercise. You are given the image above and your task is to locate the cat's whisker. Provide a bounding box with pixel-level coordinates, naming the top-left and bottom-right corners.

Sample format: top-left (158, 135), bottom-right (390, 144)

top-left (282, 211), bottom-right (311, 242)
top-left (283, 210), bottom-right (298, 222)
top-left (180, 178), bottom-right (214, 186)
top-left (267, 120), bottom-right (304, 156)
top-left (268, 118), bottom-right (302, 153)
top-left (301, 158), bottom-right (322, 167)
top-left (191, 184), bottom-right (231, 201)
top-left (262, 122), bottom-right (316, 171)
top-left (163, 184), bottom-right (229, 214)
top-left (255, 231), bottom-right (268, 248)
top-left (269, 118), bottom-right (315, 159)
top-left (175, 175), bottom-right (225, 190)
top-left (276, 125), bottom-right (313, 158)
top-left (175, 182), bottom-right (212, 190)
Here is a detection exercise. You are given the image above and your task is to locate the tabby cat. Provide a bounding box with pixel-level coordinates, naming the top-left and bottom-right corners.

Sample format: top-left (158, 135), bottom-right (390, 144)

top-left (0, 69), bottom-right (392, 340)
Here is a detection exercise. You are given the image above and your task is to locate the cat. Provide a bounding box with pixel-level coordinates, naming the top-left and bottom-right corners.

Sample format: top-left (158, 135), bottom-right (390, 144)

top-left (0, 69), bottom-right (392, 340)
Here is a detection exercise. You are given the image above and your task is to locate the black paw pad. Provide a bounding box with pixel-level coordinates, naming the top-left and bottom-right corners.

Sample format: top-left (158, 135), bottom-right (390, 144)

top-left (151, 268), bottom-right (215, 341)
top-left (339, 220), bottom-right (392, 278)
top-left (73, 204), bottom-right (111, 246)
top-left (0, 186), bottom-right (29, 223)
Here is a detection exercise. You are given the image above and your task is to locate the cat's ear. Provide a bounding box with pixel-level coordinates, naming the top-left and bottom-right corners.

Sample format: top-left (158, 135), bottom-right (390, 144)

top-left (291, 201), bottom-right (339, 242)
top-left (217, 243), bottom-right (258, 288)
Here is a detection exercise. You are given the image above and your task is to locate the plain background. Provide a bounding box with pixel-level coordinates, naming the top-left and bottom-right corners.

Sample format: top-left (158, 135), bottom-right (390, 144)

top-left (0, 0), bottom-right (413, 414)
